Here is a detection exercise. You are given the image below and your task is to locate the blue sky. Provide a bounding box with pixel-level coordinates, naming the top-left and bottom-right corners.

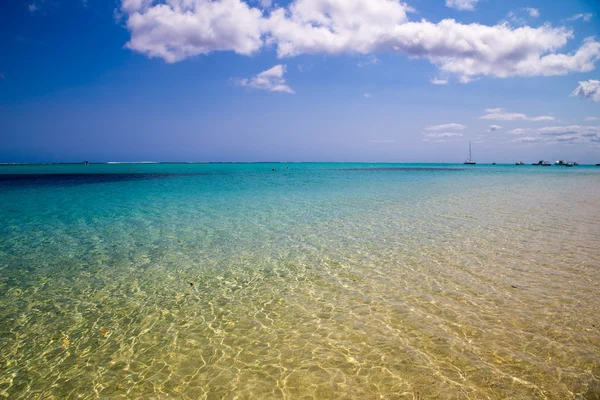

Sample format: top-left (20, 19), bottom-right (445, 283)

top-left (1, 0), bottom-right (600, 163)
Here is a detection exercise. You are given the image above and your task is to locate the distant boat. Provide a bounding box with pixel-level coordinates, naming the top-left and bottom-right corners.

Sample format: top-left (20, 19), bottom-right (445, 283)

top-left (83, 161), bottom-right (89, 165)
top-left (516, 161), bottom-right (524, 165)
top-left (566, 162), bottom-right (574, 167)
top-left (464, 142), bottom-right (476, 165)
top-left (573, 162), bottom-right (579, 166)
top-left (532, 160), bottom-right (551, 166)
top-left (555, 160), bottom-right (566, 165)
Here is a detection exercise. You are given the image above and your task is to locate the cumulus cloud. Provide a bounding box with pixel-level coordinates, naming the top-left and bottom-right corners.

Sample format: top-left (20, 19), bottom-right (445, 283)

top-left (123, 0), bottom-right (265, 62)
top-left (488, 125), bottom-right (502, 132)
top-left (566, 13), bottom-right (593, 23)
top-left (571, 80), bottom-right (600, 102)
top-left (445, 0), bottom-right (479, 11)
top-left (425, 123), bottom-right (465, 131)
top-left (120, 0), bottom-right (600, 83)
top-left (234, 64), bottom-right (294, 93)
top-left (480, 108), bottom-right (554, 121)
top-left (423, 132), bottom-right (463, 138)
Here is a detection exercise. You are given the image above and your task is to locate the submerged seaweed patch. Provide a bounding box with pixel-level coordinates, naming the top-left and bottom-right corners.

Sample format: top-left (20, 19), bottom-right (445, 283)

top-left (0, 173), bottom-right (209, 187)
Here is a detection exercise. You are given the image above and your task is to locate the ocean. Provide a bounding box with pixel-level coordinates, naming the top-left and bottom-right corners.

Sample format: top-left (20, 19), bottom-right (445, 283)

top-left (0, 163), bottom-right (599, 399)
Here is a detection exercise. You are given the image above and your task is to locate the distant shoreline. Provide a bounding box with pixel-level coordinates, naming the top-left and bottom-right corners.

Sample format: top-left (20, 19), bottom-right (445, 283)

top-left (1, 162), bottom-right (598, 166)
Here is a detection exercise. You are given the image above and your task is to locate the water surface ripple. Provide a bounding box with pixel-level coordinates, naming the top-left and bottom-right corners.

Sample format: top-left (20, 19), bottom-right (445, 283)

top-left (0, 163), bottom-right (599, 399)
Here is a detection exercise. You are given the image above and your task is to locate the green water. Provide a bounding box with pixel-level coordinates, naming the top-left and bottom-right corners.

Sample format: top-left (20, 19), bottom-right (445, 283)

top-left (0, 163), bottom-right (599, 399)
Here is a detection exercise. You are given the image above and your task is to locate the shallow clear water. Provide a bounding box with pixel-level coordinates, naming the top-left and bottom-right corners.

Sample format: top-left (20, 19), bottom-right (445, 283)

top-left (0, 163), bottom-right (599, 399)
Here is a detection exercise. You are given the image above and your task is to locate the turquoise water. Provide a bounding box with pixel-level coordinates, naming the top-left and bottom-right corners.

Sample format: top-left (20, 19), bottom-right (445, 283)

top-left (0, 163), bottom-right (599, 399)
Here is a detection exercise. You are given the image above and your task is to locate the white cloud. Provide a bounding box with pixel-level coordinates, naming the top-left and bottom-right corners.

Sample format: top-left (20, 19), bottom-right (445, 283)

top-left (537, 125), bottom-right (600, 136)
top-left (508, 125), bottom-right (600, 144)
top-left (363, 92), bottom-right (373, 98)
top-left (235, 64), bottom-right (294, 93)
top-left (357, 55), bottom-right (379, 68)
top-left (584, 116), bottom-right (600, 121)
top-left (445, 0), bottom-right (479, 11)
top-left (431, 78), bottom-right (449, 85)
top-left (259, 0), bottom-right (272, 8)
top-left (488, 125), bottom-right (502, 132)
top-left (123, 0), bottom-right (265, 62)
top-left (482, 110), bottom-right (527, 120)
top-left (508, 128), bottom-right (529, 135)
top-left (266, 0), bottom-right (411, 57)
top-left (512, 136), bottom-right (543, 143)
top-left (566, 13), bottom-right (593, 23)
top-left (423, 132), bottom-right (463, 138)
top-left (505, 11), bottom-right (527, 26)
top-left (554, 135), bottom-right (578, 143)
top-left (121, 0), bottom-right (600, 83)
top-left (480, 108), bottom-right (554, 121)
top-left (524, 7), bottom-right (539, 18)
top-left (530, 116), bottom-right (555, 122)
top-left (425, 123), bottom-right (465, 131)
top-left (571, 80), bottom-right (600, 102)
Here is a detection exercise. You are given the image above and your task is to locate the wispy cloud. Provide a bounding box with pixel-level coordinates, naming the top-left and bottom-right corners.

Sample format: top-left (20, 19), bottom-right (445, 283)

top-left (566, 13), bottom-right (593, 22)
top-left (508, 125), bottom-right (600, 144)
top-left (530, 116), bottom-right (555, 122)
top-left (480, 108), bottom-right (554, 121)
top-left (524, 7), bottom-right (539, 18)
top-left (363, 93), bottom-right (373, 98)
top-left (538, 125), bottom-right (600, 136)
top-left (423, 132), bottom-right (463, 138)
top-left (554, 135), bottom-right (578, 143)
top-left (445, 0), bottom-right (479, 11)
top-left (571, 80), bottom-right (600, 102)
top-left (431, 78), bottom-right (449, 85)
top-left (425, 123), bottom-right (465, 131)
top-left (508, 128), bottom-right (530, 135)
top-left (584, 116), bottom-right (600, 121)
top-left (512, 136), bottom-right (543, 143)
top-left (28, 3), bottom-right (39, 12)
top-left (357, 55), bottom-right (379, 68)
top-left (234, 64), bottom-right (294, 94)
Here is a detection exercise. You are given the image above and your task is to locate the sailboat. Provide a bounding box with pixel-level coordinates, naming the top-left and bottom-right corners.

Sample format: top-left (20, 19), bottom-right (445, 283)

top-left (464, 141), bottom-right (476, 165)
